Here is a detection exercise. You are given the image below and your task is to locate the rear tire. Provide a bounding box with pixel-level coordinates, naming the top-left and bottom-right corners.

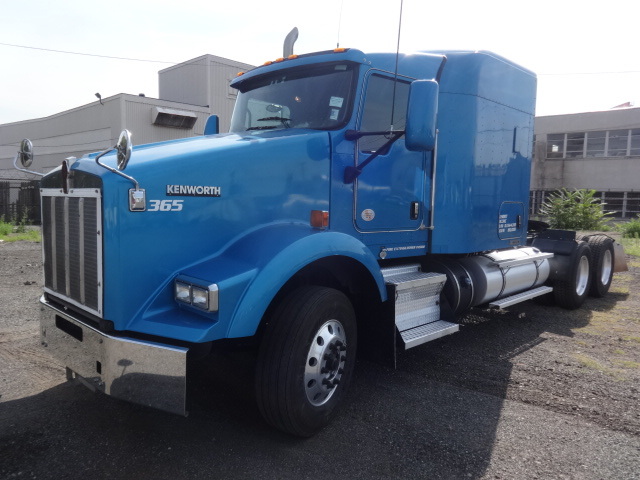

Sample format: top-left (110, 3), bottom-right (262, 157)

top-left (553, 242), bottom-right (592, 309)
top-left (255, 286), bottom-right (357, 437)
top-left (585, 235), bottom-right (615, 298)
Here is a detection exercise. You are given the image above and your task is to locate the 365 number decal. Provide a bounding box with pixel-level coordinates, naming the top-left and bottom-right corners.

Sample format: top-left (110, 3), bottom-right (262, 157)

top-left (148, 199), bottom-right (184, 212)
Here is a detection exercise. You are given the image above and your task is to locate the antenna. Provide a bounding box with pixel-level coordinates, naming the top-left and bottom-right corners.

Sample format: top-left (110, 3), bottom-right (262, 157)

top-left (389, 0), bottom-right (404, 131)
top-left (336, 0), bottom-right (345, 48)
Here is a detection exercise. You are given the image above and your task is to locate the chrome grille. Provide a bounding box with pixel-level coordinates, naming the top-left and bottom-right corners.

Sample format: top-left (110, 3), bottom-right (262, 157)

top-left (41, 188), bottom-right (103, 317)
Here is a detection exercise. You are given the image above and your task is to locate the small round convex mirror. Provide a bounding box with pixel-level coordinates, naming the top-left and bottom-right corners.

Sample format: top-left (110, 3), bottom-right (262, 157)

top-left (19, 139), bottom-right (34, 168)
top-left (116, 129), bottom-right (133, 171)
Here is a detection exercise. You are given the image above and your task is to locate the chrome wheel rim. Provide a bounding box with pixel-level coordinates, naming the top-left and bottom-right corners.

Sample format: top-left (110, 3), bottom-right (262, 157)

top-left (576, 255), bottom-right (590, 296)
top-left (304, 319), bottom-right (347, 407)
top-left (600, 249), bottom-right (613, 285)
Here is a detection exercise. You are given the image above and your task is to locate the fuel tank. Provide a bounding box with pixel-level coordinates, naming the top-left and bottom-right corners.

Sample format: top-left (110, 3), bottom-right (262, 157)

top-left (424, 247), bottom-right (551, 314)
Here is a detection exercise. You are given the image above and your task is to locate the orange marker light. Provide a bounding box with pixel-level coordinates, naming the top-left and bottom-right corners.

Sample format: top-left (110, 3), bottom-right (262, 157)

top-left (310, 210), bottom-right (329, 229)
top-left (288, 54), bottom-right (299, 60)
top-left (236, 71), bottom-right (244, 76)
top-left (334, 47), bottom-right (347, 53)
top-left (275, 57), bottom-right (285, 63)
top-left (263, 60), bottom-right (273, 66)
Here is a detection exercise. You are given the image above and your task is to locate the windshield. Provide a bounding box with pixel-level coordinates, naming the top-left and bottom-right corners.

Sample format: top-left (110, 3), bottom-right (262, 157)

top-left (230, 62), bottom-right (356, 133)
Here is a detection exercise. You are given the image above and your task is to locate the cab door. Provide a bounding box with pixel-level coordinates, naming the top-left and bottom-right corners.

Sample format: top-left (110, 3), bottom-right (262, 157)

top-left (354, 73), bottom-right (428, 232)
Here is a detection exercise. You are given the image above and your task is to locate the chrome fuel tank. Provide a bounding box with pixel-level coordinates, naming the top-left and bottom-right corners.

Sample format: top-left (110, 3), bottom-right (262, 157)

top-left (424, 247), bottom-right (552, 313)
top-left (458, 247), bottom-right (551, 306)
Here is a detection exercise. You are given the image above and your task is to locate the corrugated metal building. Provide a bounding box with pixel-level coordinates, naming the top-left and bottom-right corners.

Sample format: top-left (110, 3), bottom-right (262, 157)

top-left (531, 107), bottom-right (640, 218)
top-left (0, 54), bottom-right (255, 179)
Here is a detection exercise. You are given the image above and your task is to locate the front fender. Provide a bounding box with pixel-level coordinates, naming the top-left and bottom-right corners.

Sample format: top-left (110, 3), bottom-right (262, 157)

top-left (134, 224), bottom-right (385, 343)
top-left (225, 227), bottom-right (387, 338)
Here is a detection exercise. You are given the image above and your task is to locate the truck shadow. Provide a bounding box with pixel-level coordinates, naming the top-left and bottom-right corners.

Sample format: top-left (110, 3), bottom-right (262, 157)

top-left (0, 293), bottom-right (626, 480)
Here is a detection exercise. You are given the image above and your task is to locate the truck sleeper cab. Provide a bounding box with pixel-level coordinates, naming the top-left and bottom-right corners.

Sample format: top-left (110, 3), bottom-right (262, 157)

top-left (20, 47), bottom-right (624, 437)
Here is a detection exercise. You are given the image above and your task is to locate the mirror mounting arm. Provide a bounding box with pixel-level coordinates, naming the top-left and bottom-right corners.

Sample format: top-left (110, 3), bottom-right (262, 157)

top-left (13, 154), bottom-right (44, 177)
top-left (94, 147), bottom-right (140, 191)
top-left (343, 131), bottom-right (404, 184)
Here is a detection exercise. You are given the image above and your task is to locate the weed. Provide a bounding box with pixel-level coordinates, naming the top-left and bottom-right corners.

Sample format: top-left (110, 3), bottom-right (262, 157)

top-left (621, 236), bottom-right (640, 257)
top-left (540, 188), bottom-right (612, 230)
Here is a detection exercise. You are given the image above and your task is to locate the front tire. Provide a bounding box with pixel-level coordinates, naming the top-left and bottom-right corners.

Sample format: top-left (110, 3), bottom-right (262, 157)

top-left (255, 286), bottom-right (357, 437)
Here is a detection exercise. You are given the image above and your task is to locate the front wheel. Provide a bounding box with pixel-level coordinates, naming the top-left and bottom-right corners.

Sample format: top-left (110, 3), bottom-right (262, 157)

top-left (255, 286), bottom-right (357, 437)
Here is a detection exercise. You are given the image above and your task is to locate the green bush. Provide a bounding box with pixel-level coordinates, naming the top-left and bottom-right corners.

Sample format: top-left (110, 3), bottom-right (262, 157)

top-left (539, 188), bottom-right (612, 230)
top-left (618, 216), bottom-right (640, 238)
top-left (0, 218), bottom-right (12, 236)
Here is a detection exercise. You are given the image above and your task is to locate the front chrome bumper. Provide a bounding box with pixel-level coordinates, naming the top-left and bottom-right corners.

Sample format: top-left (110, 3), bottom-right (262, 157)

top-left (40, 296), bottom-right (188, 416)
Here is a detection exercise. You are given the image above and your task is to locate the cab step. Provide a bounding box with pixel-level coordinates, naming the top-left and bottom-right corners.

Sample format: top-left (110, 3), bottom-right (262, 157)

top-left (382, 265), bottom-right (458, 350)
top-left (399, 320), bottom-right (460, 349)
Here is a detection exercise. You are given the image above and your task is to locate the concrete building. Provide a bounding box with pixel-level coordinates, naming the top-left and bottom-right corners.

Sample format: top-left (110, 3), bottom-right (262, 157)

top-left (531, 107), bottom-right (640, 218)
top-left (0, 54), bottom-right (254, 179)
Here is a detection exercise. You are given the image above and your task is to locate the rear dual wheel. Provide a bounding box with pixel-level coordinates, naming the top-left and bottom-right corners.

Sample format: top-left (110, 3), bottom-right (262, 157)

top-left (585, 235), bottom-right (615, 297)
top-left (554, 242), bottom-right (592, 309)
top-left (255, 286), bottom-right (356, 437)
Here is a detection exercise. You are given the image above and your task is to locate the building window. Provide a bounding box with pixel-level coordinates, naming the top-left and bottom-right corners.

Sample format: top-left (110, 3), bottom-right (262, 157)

top-left (631, 129), bottom-right (640, 156)
top-left (546, 128), bottom-right (640, 158)
top-left (565, 132), bottom-right (585, 158)
top-left (608, 129), bottom-right (629, 156)
top-left (586, 131), bottom-right (606, 157)
top-left (547, 133), bottom-right (564, 158)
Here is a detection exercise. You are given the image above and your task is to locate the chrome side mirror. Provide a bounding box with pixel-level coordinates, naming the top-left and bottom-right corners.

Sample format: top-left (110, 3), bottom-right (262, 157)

top-left (13, 138), bottom-right (44, 176)
top-left (19, 139), bottom-right (34, 168)
top-left (116, 129), bottom-right (132, 170)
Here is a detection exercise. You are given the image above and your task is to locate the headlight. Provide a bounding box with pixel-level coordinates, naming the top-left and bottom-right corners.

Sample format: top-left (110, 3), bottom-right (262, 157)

top-left (175, 281), bottom-right (191, 304)
top-left (174, 276), bottom-right (218, 312)
top-left (191, 286), bottom-right (209, 310)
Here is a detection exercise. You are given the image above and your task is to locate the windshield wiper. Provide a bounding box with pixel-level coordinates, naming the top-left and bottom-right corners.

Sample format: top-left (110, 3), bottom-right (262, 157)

top-left (246, 125), bottom-right (279, 131)
top-left (257, 116), bottom-right (291, 128)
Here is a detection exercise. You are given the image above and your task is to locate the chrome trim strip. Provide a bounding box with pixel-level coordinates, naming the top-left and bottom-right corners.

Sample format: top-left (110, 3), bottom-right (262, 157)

top-left (64, 196), bottom-right (70, 296)
top-left (50, 196), bottom-right (57, 291)
top-left (79, 197), bottom-right (85, 304)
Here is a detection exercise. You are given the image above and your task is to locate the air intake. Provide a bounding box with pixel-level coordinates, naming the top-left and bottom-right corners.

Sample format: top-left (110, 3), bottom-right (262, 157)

top-left (151, 107), bottom-right (198, 129)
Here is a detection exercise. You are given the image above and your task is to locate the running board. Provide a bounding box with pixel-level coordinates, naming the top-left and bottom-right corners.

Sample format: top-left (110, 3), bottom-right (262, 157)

top-left (488, 285), bottom-right (553, 309)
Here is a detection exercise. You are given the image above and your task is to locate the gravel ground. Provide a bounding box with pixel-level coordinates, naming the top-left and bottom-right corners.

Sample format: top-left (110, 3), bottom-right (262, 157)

top-left (1, 240), bottom-right (639, 480)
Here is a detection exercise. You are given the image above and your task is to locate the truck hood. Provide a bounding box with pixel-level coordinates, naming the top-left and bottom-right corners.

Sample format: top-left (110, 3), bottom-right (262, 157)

top-left (72, 130), bottom-right (332, 329)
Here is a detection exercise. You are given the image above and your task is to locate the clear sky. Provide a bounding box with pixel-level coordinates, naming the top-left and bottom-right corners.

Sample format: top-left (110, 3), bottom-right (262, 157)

top-left (1, 0), bottom-right (638, 125)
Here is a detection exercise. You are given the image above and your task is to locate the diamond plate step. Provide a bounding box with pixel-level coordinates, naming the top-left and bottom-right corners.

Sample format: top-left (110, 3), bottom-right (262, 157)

top-left (399, 320), bottom-right (460, 350)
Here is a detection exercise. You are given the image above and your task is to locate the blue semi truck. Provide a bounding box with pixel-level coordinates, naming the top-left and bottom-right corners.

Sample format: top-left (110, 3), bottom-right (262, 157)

top-left (16, 47), bottom-right (624, 436)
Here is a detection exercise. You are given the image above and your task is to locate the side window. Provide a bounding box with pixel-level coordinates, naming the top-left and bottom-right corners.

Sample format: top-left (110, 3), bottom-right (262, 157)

top-left (359, 74), bottom-right (410, 152)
